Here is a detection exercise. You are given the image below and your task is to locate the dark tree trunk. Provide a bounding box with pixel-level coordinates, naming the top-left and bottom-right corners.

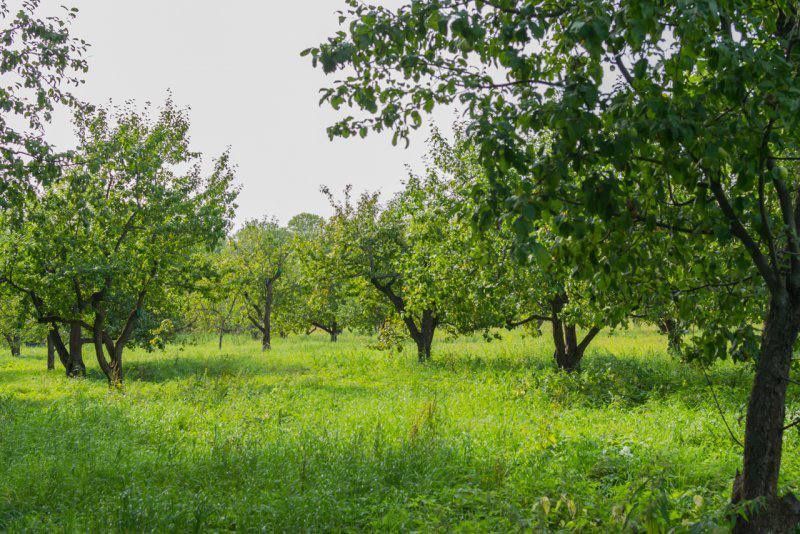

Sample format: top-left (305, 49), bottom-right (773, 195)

top-left (109, 348), bottom-right (123, 386)
top-left (218, 330), bottom-right (224, 350)
top-left (733, 298), bottom-right (800, 533)
top-left (370, 277), bottom-right (437, 362)
top-left (311, 321), bottom-right (342, 342)
top-left (261, 330), bottom-right (271, 351)
top-left (330, 320), bottom-right (340, 342)
top-left (66, 321), bottom-right (86, 377)
top-left (550, 295), bottom-right (601, 372)
top-left (46, 332), bottom-right (55, 370)
top-left (411, 309), bottom-right (436, 363)
top-left (262, 282), bottom-right (273, 351)
top-left (552, 323), bottom-right (585, 372)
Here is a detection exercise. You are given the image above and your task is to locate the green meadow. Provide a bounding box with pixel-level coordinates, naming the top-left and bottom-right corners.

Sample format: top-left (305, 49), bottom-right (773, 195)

top-left (1, 329), bottom-right (797, 532)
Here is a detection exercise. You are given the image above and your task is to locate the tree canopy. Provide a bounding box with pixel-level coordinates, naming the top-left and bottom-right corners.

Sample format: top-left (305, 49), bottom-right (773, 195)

top-left (308, 1), bottom-right (800, 529)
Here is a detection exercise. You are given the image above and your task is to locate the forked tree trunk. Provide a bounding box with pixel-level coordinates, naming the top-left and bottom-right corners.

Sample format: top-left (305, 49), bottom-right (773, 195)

top-left (549, 296), bottom-right (600, 372)
top-left (733, 298), bottom-right (800, 533)
top-left (370, 278), bottom-right (437, 363)
top-left (410, 310), bottom-right (436, 363)
top-left (48, 323), bottom-right (86, 377)
top-left (552, 322), bottom-right (585, 372)
top-left (312, 321), bottom-right (342, 342)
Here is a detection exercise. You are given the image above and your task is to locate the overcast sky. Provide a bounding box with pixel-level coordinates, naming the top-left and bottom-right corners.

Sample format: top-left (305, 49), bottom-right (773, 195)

top-left (46, 1), bottom-right (456, 225)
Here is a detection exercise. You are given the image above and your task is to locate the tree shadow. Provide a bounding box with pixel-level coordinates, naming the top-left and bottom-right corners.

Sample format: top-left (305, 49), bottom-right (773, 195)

top-left (428, 346), bottom-right (752, 409)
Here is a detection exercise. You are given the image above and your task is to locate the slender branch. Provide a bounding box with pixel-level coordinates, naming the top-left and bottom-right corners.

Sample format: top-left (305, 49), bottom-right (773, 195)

top-left (702, 366), bottom-right (743, 447)
top-left (506, 313), bottom-right (551, 328)
top-left (708, 177), bottom-right (781, 293)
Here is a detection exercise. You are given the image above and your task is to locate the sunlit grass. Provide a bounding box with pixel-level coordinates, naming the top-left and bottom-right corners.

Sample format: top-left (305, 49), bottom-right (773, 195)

top-left (0, 328), bottom-right (797, 531)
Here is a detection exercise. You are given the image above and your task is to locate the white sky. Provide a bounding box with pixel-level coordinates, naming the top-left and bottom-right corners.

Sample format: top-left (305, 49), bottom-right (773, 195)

top-left (45, 1), bottom-right (456, 225)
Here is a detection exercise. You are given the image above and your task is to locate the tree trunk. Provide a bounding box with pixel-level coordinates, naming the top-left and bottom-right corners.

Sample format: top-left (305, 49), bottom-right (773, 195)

top-left (551, 296), bottom-right (581, 372)
top-left (261, 329), bottom-right (271, 351)
top-left (47, 332), bottom-right (55, 370)
top-left (412, 310), bottom-right (436, 363)
top-left (733, 298), bottom-right (800, 533)
top-left (549, 295), bottom-right (600, 372)
top-left (262, 282), bottom-right (273, 351)
top-left (109, 348), bottom-right (123, 386)
top-left (67, 321), bottom-right (86, 377)
top-left (4, 333), bottom-right (21, 357)
top-left (218, 330), bottom-right (224, 350)
top-left (330, 321), bottom-right (340, 342)
top-left (553, 323), bottom-right (585, 372)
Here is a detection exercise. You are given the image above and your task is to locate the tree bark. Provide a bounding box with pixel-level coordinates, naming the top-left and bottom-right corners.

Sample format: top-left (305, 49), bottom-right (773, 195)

top-left (550, 295), bottom-right (600, 372)
top-left (733, 298), bottom-right (800, 533)
top-left (66, 321), bottom-right (86, 377)
top-left (218, 330), bottom-right (224, 350)
top-left (262, 281), bottom-right (273, 351)
top-left (411, 309), bottom-right (436, 363)
top-left (313, 321), bottom-right (341, 342)
top-left (370, 277), bottom-right (437, 362)
top-left (46, 332), bottom-right (55, 370)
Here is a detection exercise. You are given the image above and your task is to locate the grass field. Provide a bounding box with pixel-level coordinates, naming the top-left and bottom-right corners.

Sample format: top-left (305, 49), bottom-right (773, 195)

top-left (0, 328), bottom-right (797, 532)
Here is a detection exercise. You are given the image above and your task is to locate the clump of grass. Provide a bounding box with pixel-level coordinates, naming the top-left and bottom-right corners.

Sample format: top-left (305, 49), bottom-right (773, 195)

top-left (0, 328), bottom-right (796, 531)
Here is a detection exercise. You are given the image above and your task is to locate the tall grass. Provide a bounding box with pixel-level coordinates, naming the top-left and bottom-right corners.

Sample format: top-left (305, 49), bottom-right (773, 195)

top-left (0, 328), bottom-right (796, 531)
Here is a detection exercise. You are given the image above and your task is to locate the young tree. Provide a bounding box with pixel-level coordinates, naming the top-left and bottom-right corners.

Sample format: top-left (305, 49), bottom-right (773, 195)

top-left (289, 212), bottom-right (367, 341)
top-left (308, 1), bottom-right (800, 528)
top-left (422, 129), bottom-right (634, 371)
top-left (231, 218), bottom-right (292, 351)
top-left (1, 100), bottom-right (237, 384)
top-left (325, 186), bottom-right (443, 361)
top-left (189, 247), bottom-right (245, 350)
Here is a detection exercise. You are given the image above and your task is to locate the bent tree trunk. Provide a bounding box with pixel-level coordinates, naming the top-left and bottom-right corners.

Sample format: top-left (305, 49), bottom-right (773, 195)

top-left (245, 278), bottom-right (275, 352)
top-left (550, 296), bottom-right (601, 372)
top-left (370, 277), bottom-right (438, 363)
top-left (91, 286), bottom-right (149, 386)
top-left (49, 323), bottom-right (86, 377)
top-left (312, 321), bottom-right (342, 342)
top-left (733, 298), bottom-right (800, 533)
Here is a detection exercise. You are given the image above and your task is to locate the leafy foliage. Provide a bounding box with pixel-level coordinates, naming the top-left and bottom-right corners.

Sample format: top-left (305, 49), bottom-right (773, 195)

top-left (0, 0), bottom-right (87, 210)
